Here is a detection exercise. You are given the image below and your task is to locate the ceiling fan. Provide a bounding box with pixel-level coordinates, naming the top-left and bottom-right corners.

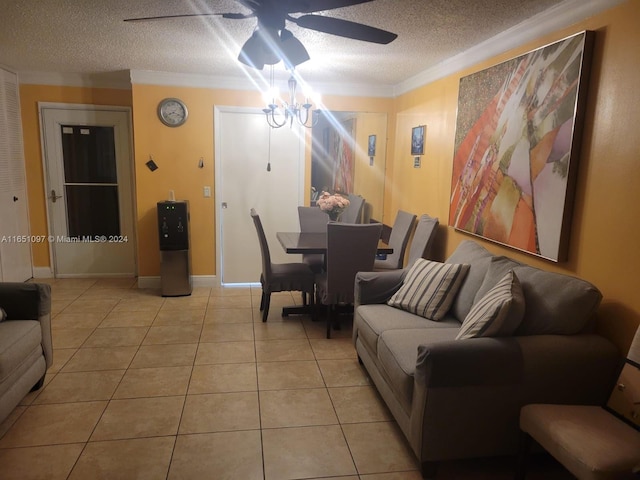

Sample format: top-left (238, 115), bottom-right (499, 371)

top-left (124, 0), bottom-right (398, 70)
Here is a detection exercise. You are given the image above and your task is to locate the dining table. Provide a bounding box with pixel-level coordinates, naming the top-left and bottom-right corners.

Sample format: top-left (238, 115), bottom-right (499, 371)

top-left (276, 231), bottom-right (393, 255)
top-left (274, 231), bottom-right (393, 318)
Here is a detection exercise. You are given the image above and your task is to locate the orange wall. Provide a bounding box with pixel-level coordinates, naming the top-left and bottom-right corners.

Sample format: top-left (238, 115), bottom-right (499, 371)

top-left (386, 0), bottom-right (640, 352)
top-left (353, 112), bottom-right (388, 221)
top-left (128, 86), bottom-right (393, 277)
top-left (19, 85), bottom-right (133, 268)
top-left (18, 82), bottom-right (393, 278)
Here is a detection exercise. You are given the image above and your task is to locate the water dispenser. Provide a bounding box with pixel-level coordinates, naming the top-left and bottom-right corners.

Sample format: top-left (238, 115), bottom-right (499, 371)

top-left (157, 200), bottom-right (192, 296)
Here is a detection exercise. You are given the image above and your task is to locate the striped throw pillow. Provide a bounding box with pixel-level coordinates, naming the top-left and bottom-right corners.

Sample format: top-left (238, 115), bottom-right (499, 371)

top-left (387, 259), bottom-right (470, 320)
top-left (456, 270), bottom-right (525, 340)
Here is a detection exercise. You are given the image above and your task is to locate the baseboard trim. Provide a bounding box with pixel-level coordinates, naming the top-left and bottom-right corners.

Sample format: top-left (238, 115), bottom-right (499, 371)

top-left (137, 275), bottom-right (219, 289)
top-left (32, 267), bottom-right (54, 279)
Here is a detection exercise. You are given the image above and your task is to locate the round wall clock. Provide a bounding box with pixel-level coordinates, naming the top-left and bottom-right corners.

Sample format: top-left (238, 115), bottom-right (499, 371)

top-left (157, 98), bottom-right (188, 127)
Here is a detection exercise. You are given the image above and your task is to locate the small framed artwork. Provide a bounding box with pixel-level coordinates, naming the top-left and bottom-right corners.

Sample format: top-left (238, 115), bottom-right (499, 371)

top-left (411, 125), bottom-right (425, 156)
top-left (368, 135), bottom-right (376, 156)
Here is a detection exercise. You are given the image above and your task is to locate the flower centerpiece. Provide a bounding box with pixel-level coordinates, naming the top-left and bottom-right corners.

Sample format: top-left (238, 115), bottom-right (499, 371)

top-left (317, 191), bottom-right (350, 221)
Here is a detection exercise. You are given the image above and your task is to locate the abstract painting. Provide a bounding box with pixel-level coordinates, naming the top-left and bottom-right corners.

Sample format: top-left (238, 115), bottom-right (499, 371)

top-left (449, 31), bottom-right (594, 261)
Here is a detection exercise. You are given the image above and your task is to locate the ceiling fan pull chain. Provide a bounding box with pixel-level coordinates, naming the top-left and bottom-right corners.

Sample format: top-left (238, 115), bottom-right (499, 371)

top-left (267, 123), bottom-right (272, 172)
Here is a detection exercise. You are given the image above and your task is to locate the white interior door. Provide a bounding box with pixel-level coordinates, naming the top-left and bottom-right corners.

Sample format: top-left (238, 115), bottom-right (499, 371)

top-left (40, 105), bottom-right (136, 277)
top-left (215, 107), bottom-right (305, 285)
top-left (0, 67), bottom-right (32, 281)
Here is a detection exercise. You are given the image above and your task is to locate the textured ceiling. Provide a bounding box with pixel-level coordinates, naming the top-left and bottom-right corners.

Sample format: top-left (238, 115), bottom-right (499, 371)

top-left (0, 0), bottom-right (603, 89)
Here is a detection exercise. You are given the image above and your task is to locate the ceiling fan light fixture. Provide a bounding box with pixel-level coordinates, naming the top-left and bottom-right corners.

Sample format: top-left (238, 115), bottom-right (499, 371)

top-left (279, 29), bottom-right (310, 69)
top-left (238, 31), bottom-right (266, 70)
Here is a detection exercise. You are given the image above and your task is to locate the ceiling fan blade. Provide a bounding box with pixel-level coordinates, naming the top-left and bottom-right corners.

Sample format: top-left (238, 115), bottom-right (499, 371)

top-left (292, 15), bottom-right (397, 44)
top-left (289, 0), bottom-right (374, 14)
top-left (124, 12), bottom-right (251, 22)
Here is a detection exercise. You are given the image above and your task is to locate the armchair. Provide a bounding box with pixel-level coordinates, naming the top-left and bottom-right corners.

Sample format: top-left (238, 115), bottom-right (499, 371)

top-left (0, 282), bottom-right (52, 423)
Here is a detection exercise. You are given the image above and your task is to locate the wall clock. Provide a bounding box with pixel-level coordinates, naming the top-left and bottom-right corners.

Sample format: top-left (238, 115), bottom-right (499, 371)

top-left (157, 98), bottom-right (188, 127)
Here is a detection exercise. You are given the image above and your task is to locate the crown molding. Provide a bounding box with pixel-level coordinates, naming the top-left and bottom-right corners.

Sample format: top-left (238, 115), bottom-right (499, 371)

top-left (129, 69), bottom-right (395, 98)
top-left (18, 70), bottom-right (132, 90)
top-left (394, 0), bottom-right (625, 96)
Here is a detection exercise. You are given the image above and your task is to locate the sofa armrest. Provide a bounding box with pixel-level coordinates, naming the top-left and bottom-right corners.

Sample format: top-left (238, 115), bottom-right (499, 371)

top-left (515, 334), bottom-right (621, 405)
top-left (411, 334), bottom-right (621, 461)
top-left (415, 334), bottom-right (620, 394)
top-left (354, 270), bottom-right (406, 307)
top-left (0, 282), bottom-right (51, 319)
top-left (415, 337), bottom-right (523, 388)
top-left (0, 282), bottom-right (53, 368)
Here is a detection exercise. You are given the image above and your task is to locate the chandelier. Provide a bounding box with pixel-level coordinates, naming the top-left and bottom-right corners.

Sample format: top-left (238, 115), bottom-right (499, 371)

top-left (262, 67), bottom-right (319, 129)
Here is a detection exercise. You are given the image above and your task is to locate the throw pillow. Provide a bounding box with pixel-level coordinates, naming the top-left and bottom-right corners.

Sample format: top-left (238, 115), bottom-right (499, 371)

top-left (0, 307), bottom-right (6, 322)
top-left (387, 258), bottom-right (470, 321)
top-left (456, 270), bottom-right (525, 340)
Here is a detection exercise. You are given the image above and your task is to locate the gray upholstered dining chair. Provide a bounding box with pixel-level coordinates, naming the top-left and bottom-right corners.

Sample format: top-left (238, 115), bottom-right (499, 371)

top-left (340, 194), bottom-right (365, 223)
top-left (250, 209), bottom-right (316, 323)
top-left (315, 222), bottom-right (382, 338)
top-left (297, 206), bottom-right (328, 274)
top-left (405, 214), bottom-right (439, 268)
top-left (374, 210), bottom-right (417, 270)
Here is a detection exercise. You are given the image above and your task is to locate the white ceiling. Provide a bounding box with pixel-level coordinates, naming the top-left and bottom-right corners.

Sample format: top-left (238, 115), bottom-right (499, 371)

top-left (0, 0), bottom-right (621, 94)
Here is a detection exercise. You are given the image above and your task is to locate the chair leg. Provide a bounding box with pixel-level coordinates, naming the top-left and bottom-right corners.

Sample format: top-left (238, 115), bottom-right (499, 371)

top-left (262, 292), bottom-right (271, 323)
top-left (515, 431), bottom-right (532, 480)
top-left (326, 305), bottom-right (332, 339)
top-left (260, 290), bottom-right (266, 311)
top-left (421, 461), bottom-right (439, 479)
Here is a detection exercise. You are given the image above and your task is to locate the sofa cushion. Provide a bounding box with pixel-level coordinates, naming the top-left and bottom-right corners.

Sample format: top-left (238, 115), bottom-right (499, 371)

top-left (457, 270), bottom-right (525, 339)
top-left (0, 320), bottom-right (42, 383)
top-left (513, 266), bottom-right (602, 335)
top-left (387, 259), bottom-right (470, 321)
top-left (355, 304), bottom-right (459, 356)
top-left (445, 240), bottom-right (495, 321)
top-left (473, 256), bottom-right (522, 303)
top-left (377, 328), bottom-right (459, 413)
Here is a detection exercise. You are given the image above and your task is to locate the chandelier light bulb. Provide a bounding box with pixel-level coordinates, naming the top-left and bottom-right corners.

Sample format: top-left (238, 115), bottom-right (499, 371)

top-left (263, 86), bottom-right (279, 106)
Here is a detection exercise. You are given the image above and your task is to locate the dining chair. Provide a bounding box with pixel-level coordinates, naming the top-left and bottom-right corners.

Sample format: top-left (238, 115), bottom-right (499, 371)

top-left (405, 214), bottom-right (440, 268)
top-left (297, 206), bottom-right (328, 273)
top-left (298, 205), bottom-right (328, 306)
top-left (340, 194), bottom-right (365, 223)
top-left (374, 210), bottom-right (417, 270)
top-left (315, 222), bottom-right (383, 338)
top-left (250, 209), bottom-right (316, 322)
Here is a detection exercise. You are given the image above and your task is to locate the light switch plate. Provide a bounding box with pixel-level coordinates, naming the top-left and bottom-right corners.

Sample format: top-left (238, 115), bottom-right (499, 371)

top-left (203, 186), bottom-right (211, 197)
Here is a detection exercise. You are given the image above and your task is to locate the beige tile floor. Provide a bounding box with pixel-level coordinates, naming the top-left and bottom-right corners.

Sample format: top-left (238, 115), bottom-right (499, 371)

top-left (0, 278), bottom-right (572, 480)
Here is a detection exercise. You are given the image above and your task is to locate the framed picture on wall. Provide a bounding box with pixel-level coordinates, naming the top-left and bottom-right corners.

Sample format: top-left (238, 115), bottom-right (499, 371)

top-left (368, 134), bottom-right (376, 156)
top-left (411, 125), bottom-right (425, 156)
top-left (448, 31), bottom-right (594, 262)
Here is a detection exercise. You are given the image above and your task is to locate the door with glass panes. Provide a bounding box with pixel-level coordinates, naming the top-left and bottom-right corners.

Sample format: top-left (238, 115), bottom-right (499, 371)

top-left (40, 105), bottom-right (135, 276)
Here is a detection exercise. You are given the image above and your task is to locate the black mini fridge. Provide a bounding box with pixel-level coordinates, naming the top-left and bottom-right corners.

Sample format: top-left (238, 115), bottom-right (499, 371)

top-left (157, 200), bottom-right (192, 296)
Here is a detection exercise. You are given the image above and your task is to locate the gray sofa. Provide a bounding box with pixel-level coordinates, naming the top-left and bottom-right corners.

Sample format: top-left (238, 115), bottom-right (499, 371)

top-left (0, 282), bottom-right (53, 423)
top-left (352, 240), bottom-right (621, 478)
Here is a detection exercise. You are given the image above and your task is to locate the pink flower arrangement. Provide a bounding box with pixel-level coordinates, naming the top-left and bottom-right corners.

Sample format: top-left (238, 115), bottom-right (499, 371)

top-left (317, 191), bottom-right (350, 219)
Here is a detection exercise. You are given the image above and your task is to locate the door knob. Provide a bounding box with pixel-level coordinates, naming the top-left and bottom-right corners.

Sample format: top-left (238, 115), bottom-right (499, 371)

top-left (221, 202), bottom-right (228, 209)
top-left (49, 189), bottom-right (63, 203)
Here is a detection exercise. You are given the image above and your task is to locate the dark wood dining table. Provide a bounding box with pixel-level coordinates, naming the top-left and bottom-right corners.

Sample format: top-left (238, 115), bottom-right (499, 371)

top-left (275, 231), bottom-right (393, 318)
top-left (276, 231), bottom-right (393, 255)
